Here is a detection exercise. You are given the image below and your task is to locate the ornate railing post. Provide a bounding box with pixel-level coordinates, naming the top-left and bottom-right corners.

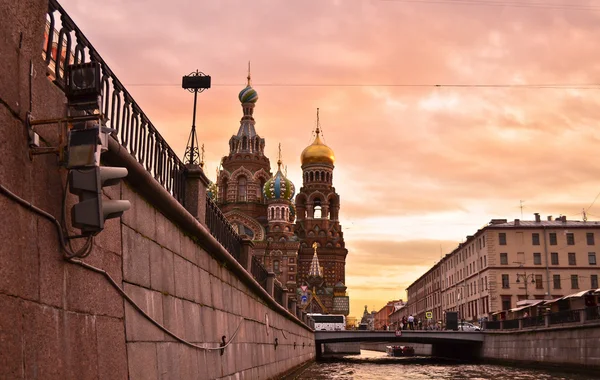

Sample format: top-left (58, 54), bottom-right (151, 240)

top-left (239, 239), bottom-right (254, 272)
top-left (184, 164), bottom-right (209, 222)
top-left (266, 272), bottom-right (276, 297)
top-left (289, 298), bottom-right (297, 315)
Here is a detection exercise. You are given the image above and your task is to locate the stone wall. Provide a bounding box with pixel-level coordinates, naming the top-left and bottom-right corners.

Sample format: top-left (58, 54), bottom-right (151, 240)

top-left (482, 324), bottom-right (600, 370)
top-left (0, 1), bottom-right (314, 379)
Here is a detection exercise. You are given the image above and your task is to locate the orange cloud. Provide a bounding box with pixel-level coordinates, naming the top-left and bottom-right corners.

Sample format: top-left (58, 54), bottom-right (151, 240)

top-left (59, 0), bottom-right (600, 317)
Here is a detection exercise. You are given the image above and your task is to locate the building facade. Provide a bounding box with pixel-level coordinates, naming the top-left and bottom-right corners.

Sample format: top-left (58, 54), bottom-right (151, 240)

top-left (406, 214), bottom-right (600, 323)
top-left (214, 78), bottom-right (349, 315)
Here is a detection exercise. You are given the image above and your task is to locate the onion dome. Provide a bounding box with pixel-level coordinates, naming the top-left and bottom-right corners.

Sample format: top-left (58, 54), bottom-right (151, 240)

top-left (238, 85), bottom-right (258, 104)
top-left (264, 160), bottom-right (295, 201)
top-left (300, 126), bottom-right (335, 166)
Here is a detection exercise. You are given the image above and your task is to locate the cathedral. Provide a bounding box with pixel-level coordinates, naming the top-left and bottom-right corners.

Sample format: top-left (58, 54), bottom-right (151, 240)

top-left (212, 71), bottom-right (349, 316)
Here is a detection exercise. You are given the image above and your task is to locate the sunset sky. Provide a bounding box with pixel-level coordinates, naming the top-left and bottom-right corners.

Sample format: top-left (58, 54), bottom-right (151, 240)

top-left (60, 0), bottom-right (600, 318)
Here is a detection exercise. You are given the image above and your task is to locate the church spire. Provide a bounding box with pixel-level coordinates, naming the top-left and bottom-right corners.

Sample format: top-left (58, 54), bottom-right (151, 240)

top-left (247, 61), bottom-right (252, 86)
top-left (308, 242), bottom-right (323, 278)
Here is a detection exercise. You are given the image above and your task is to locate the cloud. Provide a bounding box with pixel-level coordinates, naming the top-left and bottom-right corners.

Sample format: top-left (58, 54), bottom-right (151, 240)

top-left (57, 0), bottom-right (600, 317)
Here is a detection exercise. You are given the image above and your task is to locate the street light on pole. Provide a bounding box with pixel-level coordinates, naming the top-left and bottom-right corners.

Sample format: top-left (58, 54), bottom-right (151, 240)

top-left (182, 70), bottom-right (211, 166)
top-left (515, 263), bottom-right (536, 299)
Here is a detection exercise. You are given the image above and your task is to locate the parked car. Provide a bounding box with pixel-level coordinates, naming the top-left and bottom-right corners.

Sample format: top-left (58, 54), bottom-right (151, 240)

top-left (458, 322), bottom-right (481, 331)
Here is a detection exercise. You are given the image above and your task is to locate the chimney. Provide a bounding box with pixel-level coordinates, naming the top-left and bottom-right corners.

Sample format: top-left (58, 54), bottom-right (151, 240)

top-left (561, 215), bottom-right (567, 223)
top-left (547, 215), bottom-right (552, 221)
top-left (534, 213), bottom-right (541, 223)
top-left (514, 219), bottom-right (520, 226)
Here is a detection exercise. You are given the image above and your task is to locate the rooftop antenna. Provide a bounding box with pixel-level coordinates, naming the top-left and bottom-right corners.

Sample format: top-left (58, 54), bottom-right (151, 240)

top-left (583, 208), bottom-right (588, 222)
top-left (519, 200), bottom-right (525, 219)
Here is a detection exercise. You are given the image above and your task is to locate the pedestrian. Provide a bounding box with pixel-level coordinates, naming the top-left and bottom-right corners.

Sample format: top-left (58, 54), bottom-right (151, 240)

top-left (408, 314), bottom-right (414, 330)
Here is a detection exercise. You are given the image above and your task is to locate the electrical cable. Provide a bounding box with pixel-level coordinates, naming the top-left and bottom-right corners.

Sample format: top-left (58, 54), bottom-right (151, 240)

top-left (375, 0), bottom-right (600, 12)
top-left (123, 82), bottom-right (600, 89)
top-left (0, 181), bottom-right (251, 352)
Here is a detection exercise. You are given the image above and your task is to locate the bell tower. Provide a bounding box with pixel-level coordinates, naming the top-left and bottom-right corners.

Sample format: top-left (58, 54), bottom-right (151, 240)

top-left (295, 109), bottom-right (348, 294)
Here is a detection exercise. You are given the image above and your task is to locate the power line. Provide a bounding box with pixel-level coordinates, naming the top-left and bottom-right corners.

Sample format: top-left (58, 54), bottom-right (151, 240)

top-left (124, 82), bottom-right (600, 90)
top-left (375, 0), bottom-right (600, 12)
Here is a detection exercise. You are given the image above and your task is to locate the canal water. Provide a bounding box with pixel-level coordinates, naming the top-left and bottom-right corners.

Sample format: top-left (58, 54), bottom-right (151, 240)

top-left (288, 350), bottom-right (597, 380)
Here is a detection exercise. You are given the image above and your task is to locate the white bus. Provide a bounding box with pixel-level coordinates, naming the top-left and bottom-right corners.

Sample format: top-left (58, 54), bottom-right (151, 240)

top-left (308, 314), bottom-right (346, 331)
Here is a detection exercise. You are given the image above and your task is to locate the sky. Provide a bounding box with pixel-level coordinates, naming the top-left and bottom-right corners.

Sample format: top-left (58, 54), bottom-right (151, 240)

top-left (58, 0), bottom-right (600, 318)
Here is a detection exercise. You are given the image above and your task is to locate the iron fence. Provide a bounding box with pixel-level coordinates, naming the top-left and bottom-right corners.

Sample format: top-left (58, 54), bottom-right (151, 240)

top-left (251, 256), bottom-right (268, 290)
top-left (205, 197), bottom-right (242, 261)
top-left (274, 283), bottom-right (284, 306)
top-left (549, 309), bottom-right (581, 325)
top-left (502, 319), bottom-right (519, 330)
top-left (522, 315), bottom-right (545, 328)
top-left (44, 0), bottom-right (186, 204)
top-left (586, 306), bottom-right (600, 321)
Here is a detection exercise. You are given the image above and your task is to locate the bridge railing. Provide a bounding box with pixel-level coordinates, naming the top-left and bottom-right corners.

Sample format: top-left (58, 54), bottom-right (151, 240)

top-left (484, 307), bottom-right (600, 331)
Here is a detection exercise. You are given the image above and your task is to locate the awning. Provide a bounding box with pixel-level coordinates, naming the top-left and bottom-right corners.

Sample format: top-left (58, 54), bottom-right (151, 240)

top-left (561, 290), bottom-right (593, 300)
top-left (509, 301), bottom-right (544, 312)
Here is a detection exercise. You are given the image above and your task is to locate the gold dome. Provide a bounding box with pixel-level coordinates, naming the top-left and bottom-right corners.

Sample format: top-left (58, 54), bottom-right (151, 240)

top-left (300, 128), bottom-right (335, 166)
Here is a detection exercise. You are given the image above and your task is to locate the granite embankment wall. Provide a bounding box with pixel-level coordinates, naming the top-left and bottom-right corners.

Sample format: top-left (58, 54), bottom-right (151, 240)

top-left (0, 1), bottom-right (314, 379)
top-left (482, 324), bottom-right (600, 370)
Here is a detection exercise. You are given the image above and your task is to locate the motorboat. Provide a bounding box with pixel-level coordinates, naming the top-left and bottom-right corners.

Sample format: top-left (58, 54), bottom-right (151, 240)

top-left (386, 345), bottom-right (415, 357)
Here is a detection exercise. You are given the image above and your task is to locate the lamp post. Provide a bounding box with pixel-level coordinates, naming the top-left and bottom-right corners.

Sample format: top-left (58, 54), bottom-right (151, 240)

top-left (182, 70), bottom-right (211, 166)
top-left (516, 271), bottom-right (536, 299)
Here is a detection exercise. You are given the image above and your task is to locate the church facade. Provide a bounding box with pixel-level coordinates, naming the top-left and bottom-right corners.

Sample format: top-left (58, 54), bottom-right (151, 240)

top-left (213, 73), bottom-right (349, 316)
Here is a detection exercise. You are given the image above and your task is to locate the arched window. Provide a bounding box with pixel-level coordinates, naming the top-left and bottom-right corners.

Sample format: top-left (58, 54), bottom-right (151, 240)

top-left (314, 198), bottom-right (322, 218)
top-left (273, 260), bottom-right (280, 273)
top-left (316, 171), bottom-right (320, 181)
top-left (259, 179), bottom-right (266, 203)
top-left (326, 172), bottom-right (329, 182)
top-left (238, 177), bottom-right (247, 201)
top-left (321, 171), bottom-right (325, 181)
top-left (242, 136), bottom-right (247, 150)
top-left (310, 172), bottom-right (314, 182)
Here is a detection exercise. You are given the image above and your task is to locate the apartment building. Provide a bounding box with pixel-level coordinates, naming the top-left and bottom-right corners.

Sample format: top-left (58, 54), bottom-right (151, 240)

top-left (406, 214), bottom-right (600, 323)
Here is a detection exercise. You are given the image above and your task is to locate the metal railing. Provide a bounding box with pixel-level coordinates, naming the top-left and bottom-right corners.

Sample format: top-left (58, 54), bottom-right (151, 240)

top-left (43, 0), bottom-right (186, 205)
top-left (205, 197), bottom-right (242, 261)
top-left (548, 309), bottom-right (580, 325)
top-left (274, 283), bottom-right (284, 306)
top-left (251, 256), bottom-right (268, 290)
top-left (522, 315), bottom-right (545, 328)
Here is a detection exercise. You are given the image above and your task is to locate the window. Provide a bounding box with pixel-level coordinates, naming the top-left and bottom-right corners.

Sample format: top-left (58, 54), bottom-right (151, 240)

top-left (501, 295), bottom-right (511, 311)
top-left (592, 275), bottom-right (598, 289)
top-left (532, 233), bottom-right (540, 245)
top-left (273, 260), bottom-right (280, 273)
top-left (551, 252), bottom-right (559, 265)
top-left (571, 275), bottom-right (579, 289)
top-left (499, 233), bottom-right (507, 245)
top-left (566, 233), bottom-right (575, 245)
top-left (568, 253), bottom-right (576, 265)
top-left (237, 176), bottom-right (247, 201)
top-left (533, 252), bottom-right (541, 265)
top-left (553, 275), bottom-right (561, 289)
top-left (502, 274), bottom-right (510, 288)
top-left (589, 252), bottom-right (597, 265)
top-left (587, 233), bottom-right (595, 246)
top-left (500, 253), bottom-right (508, 265)
top-left (535, 274), bottom-right (543, 289)
top-left (549, 233), bottom-right (557, 245)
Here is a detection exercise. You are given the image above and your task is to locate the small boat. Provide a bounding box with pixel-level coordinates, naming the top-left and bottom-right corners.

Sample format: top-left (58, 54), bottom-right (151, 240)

top-left (386, 345), bottom-right (415, 357)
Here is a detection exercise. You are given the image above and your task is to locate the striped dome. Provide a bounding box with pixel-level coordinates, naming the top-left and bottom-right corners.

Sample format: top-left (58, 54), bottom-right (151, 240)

top-left (263, 168), bottom-right (295, 201)
top-left (239, 85), bottom-right (258, 103)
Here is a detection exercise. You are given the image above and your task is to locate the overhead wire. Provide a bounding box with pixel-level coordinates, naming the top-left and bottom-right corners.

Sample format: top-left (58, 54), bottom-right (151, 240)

top-left (374, 0), bottom-right (600, 12)
top-left (123, 82), bottom-right (600, 89)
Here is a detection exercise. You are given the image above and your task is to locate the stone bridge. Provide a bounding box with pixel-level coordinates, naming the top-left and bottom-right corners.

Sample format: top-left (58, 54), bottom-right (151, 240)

top-left (315, 330), bottom-right (484, 359)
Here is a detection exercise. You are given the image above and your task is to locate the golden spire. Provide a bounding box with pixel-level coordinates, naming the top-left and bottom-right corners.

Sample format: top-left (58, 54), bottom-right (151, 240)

top-left (315, 107), bottom-right (320, 135)
top-left (247, 61), bottom-right (252, 86)
top-left (215, 165), bottom-right (219, 180)
top-left (200, 144), bottom-right (205, 168)
top-left (277, 142), bottom-right (282, 170)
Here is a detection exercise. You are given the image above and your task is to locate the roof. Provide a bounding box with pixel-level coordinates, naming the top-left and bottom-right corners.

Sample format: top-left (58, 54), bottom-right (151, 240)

top-left (509, 301), bottom-right (544, 312)
top-left (488, 220), bottom-right (600, 229)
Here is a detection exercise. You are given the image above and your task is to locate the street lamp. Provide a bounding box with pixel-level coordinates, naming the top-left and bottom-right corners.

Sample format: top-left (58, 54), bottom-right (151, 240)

top-left (182, 70), bottom-right (211, 166)
top-left (516, 272), bottom-right (536, 300)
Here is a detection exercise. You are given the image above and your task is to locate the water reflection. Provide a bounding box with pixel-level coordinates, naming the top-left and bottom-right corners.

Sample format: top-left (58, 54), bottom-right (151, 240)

top-left (289, 350), bottom-right (595, 380)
